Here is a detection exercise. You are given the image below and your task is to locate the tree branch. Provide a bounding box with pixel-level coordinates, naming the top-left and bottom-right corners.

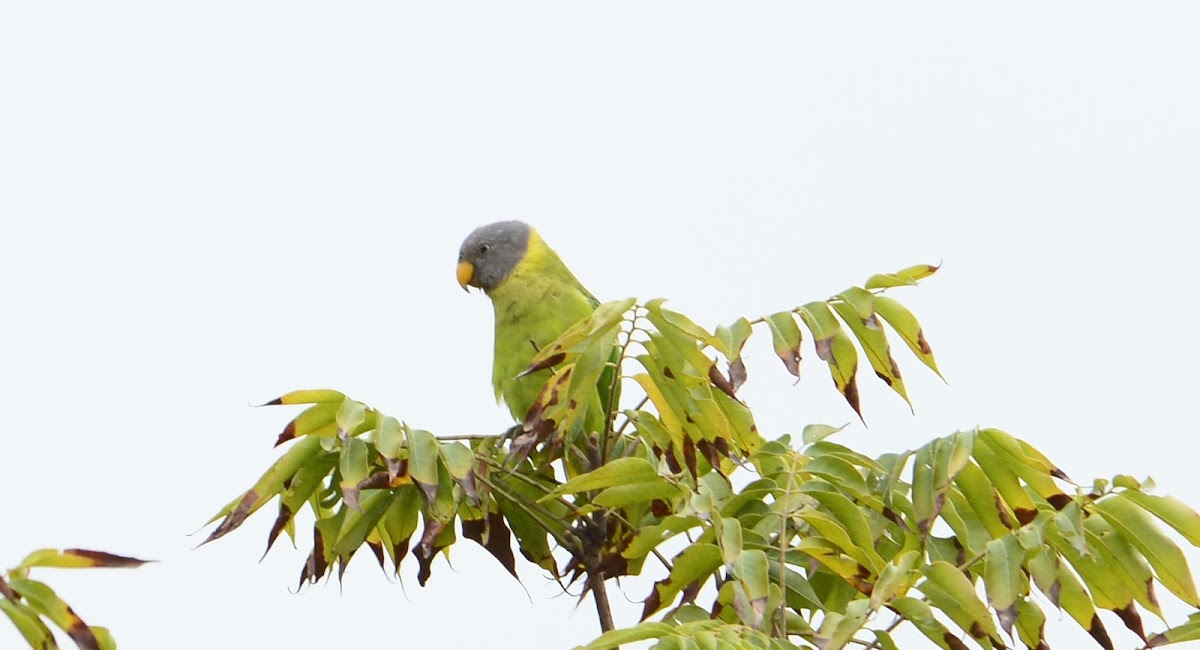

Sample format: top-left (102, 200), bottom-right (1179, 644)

top-left (589, 567), bottom-right (616, 633)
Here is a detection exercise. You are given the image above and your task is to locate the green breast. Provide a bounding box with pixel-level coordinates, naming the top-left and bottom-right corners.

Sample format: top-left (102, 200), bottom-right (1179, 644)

top-left (489, 271), bottom-right (598, 423)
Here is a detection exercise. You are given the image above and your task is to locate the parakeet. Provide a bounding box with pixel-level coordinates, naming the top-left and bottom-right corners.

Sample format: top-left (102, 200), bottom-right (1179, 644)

top-left (456, 221), bottom-right (611, 431)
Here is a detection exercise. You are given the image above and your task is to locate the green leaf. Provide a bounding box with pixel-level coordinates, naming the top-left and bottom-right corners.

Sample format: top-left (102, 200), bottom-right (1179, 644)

top-left (438, 441), bottom-right (475, 481)
top-left (379, 485), bottom-right (420, 568)
top-left (374, 416), bottom-right (405, 459)
top-left (333, 489), bottom-right (395, 559)
top-left (801, 424), bottom-right (843, 446)
top-left (831, 288), bottom-right (910, 407)
top-left (334, 397), bottom-right (368, 436)
top-left (407, 428), bottom-right (440, 498)
top-left (594, 481), bottom-right (687, 509)
top-left (799, 510), bottom-right (879, 577)
top-left (970, 440), bottom-right (1038, 527)
top-left (1029, 548), bottom-right (1113, 649)
top-left (16, 549), bottom-right (151, 570)
top-left (7, 577), bottom-right (98, 649)
top-left (764, 311), bottom-right (803, 377)
top-left (871, 550), bottom-right (919, 609)
top-left (338, 437), bottom-right (370, 507)
top-left (1094, 493), bottom-right (1200, 607)
top-left (796, 302), bottom-right (861, 418)
top-left (984, 535), bottom-right (1025, 635)
top-left (919, 561), bottom-right (1002, 647)
top-left (1083, 515), bottom-right (1162, 617)
top-left (715, 317), bottom-right (754, 364)
top-left (910, 446), bottom-right (936, 538)
top-left (733, 550), bottom-right (769, 626)
top-left (1014, 599), bottom-right (1047, 650)
top-left (265, 388), bottom-right (346, 406)
top-left (952, 461), bottom-right (1014, 538)
top-left (1121, 489), bottom-right (1200, 546)
top-left (575, 622), bottom-right (675, 650)
top-left (274, 401), bottom-right (339, 444)
top-left (624, 515), bottom-right (702, 561)
top-left (203, 436), bottom-right (326, 544)
top-left (643, 544), bottom-right (723, 619)
top-left (548, 457), bottom-right (663, 498)
top-left (765, 560), bottom-right (825, 612)
top-left (814, 599), bottom-right (871, 650)
top-left (719, 518), bottom-right (744, 568)
top-left (0, 599), bottom-right (57, 650)
top-left (805, 490), bottom-right (884, 572)
top-left (529, 297), bottom-right (636, 371)
top-left (803, 454), bottom-right (867, 496)
top-left (1147, 612), bottom-right (1200, 646)
top-left (864, 263), bottom-right (939, 289)
top-left (889, 596), bottom-right (965, 650)
top-left (872, 296), bottom-right (942, 379)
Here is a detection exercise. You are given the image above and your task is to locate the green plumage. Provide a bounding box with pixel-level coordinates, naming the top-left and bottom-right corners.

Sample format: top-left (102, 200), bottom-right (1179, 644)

top-left (458, 222), bottom-right (614, 434)
top-left (488, 232), bottom-right (599, 422)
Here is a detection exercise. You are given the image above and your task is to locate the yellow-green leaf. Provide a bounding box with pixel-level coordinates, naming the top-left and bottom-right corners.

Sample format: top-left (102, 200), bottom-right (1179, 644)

top-left (17, 549), bottom-right (151, 570)
top-left (919, 561), bottom-right (1002, 646)
top-left (8, 577), bottom-right (98, 649)
top-left (864, 263), bottom-right (940, 289)
top-left (0, 599), bottom-right (56, 649)
top-left (830, 290), bottom-right (909, 407)
top-left (872, 296), bottom-right (942, 379)
top-left (764, 311), bottom-right (802, 377)
top-left (984, 535), bottom-right (1025, 635)
top-left (796, 301), bottom-right (861, 418)
top-left (264, 388), bottom-right (346, 406)
top-left (889, 596), bottom-right (965, 650)
top-left (1121, 489), bottom-right (1200, 547)
top-left (1094, 493), bottom-right (1200, 607)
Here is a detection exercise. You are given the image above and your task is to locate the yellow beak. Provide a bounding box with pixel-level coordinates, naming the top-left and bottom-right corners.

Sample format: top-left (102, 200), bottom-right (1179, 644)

top-left (456, 260), bottom-right (474, 292)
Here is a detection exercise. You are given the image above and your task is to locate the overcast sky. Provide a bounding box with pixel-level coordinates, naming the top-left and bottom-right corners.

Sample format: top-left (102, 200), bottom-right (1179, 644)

top-left (2, 3), bottom-right (1199, 649)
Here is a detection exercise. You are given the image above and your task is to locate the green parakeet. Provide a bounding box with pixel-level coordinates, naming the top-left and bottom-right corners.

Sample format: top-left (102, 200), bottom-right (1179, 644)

top-left (457, 221), bottom-right (612, 433)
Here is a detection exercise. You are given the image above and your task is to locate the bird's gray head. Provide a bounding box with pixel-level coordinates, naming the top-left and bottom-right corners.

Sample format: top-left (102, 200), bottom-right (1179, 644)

top-left (456, 220), bottom-right (531, 293)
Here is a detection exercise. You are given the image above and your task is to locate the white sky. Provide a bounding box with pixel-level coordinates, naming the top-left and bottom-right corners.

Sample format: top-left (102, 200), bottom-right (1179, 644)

top-left (2, 3), bottom-right (1198, 649)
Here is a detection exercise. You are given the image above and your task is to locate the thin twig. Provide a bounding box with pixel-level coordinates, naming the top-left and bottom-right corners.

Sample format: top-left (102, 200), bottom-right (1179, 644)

top-left (613, 396), bottom-right (650, 438)
top-left (862, 615), bottom-right (907, 650)
top-left (435, 432), bottom-right (507, 441)
top-left (474, 454), bottom-right (586, 520)
top-left (474, 473), bottom-right (580, 554)
top-left (600, 310), bottom-right (641, 464)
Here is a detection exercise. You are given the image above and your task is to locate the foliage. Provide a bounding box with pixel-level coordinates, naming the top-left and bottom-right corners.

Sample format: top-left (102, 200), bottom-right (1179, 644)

top-left (1, 549), bottom-right (150, 650)
top-left (202, 264), bottom-right (1200, 649)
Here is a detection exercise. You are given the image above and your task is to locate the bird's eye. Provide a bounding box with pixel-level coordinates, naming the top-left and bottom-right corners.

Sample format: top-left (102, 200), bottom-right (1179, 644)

top-left (479, 243), bottom-right (491, 255)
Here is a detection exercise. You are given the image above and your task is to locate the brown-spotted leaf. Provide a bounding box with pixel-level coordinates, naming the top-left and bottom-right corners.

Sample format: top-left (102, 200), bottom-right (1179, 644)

top-left (873, 296), bottom-right (943, 380)
top-left (795, 301), bottom-right (861, 419)
top-left (261, 388), bottom-right (346, 406)
top-left (526, 297), bottom-right (636, 371)
top-left (274, 401), bottom-right (339, 446)
top-left (17, 549), bottom-right (152, 570)
top-left (864, 263), bottom-right (940, 289)
top-left (203, 436), bottom-right (326, 544)
top-left (509, 365), bottom-right (573, 466)
top-left (831, 287), bottom-right (910, 408)
top-left (765, 311), bottom-right (803, 377)
top-left (0, 598), bottom-right (56, 649)
top-left (8, 577), bottom-right (100, 650)
top-left (641, 543), bottom-right (722, 620)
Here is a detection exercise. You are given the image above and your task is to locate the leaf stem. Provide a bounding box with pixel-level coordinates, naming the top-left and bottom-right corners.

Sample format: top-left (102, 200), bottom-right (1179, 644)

top-left (0, 574), bottom-right (16, 600)
top-left (474, 473), bottom-right (581, 554)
